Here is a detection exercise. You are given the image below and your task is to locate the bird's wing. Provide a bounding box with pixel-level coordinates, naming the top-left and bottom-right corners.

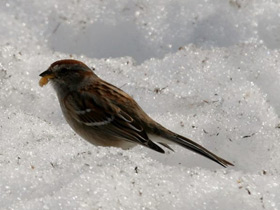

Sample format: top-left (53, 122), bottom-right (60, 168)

top-left (63, 90), bottom-right (164, 153)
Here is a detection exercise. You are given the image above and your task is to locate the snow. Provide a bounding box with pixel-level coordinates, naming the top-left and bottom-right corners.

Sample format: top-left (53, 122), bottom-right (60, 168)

top-left (1, 0), bottom-right (280, 209)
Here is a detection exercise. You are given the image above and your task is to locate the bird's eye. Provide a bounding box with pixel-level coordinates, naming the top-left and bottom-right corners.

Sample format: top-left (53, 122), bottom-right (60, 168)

top-left (60, 67), bottom-right (68, 74)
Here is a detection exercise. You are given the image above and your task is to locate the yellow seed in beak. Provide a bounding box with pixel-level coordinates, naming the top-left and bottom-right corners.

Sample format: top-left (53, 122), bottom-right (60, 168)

top-left (39, 75), bottom-right (54, 87)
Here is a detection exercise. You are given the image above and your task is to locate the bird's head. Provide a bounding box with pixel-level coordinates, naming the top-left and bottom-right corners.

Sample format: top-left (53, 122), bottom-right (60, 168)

top-left (39, 59), bottom-right (95, 87)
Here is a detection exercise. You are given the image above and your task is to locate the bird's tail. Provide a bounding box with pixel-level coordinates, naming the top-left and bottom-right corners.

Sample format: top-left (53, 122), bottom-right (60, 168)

top-left (154, 126), bottom-right (233, 167)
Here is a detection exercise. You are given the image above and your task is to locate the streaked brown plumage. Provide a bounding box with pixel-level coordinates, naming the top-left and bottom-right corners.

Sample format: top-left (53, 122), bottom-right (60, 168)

top-left (39, 59), bottom-right (233, 167)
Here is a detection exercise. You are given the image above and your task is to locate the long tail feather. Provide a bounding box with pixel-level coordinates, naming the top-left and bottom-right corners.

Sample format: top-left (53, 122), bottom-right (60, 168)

top-left (157, 128), bottom-right (233, 167)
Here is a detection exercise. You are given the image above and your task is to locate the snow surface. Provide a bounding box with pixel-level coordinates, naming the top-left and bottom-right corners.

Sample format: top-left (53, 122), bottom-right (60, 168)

top-left (1, 0), bottom-right (280, 209)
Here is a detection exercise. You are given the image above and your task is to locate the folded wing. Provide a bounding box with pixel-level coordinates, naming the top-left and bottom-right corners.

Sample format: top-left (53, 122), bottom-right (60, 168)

top-left (63, 90), bottom-right (165, 153)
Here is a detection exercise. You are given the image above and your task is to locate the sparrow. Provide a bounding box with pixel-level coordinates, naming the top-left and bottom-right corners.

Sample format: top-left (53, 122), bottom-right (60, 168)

top-left (39, 59), bottom-right (233, 167)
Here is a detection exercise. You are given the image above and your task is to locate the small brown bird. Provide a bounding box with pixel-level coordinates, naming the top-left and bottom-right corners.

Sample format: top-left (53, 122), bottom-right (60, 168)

top-left (39, 59), bottom-right (233, 167)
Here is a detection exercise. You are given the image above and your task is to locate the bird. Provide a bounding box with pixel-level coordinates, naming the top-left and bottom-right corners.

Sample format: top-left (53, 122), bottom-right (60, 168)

top-left (39, 59), bottom-right (233, 167)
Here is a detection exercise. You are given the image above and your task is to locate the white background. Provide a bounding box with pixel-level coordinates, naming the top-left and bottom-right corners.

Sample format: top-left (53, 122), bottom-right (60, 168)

top-left (1, 0), bottom-right (280, 209)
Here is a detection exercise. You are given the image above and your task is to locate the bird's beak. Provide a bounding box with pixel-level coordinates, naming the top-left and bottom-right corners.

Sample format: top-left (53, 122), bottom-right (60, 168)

top-left (39, 69), bottom-right (55, 87)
